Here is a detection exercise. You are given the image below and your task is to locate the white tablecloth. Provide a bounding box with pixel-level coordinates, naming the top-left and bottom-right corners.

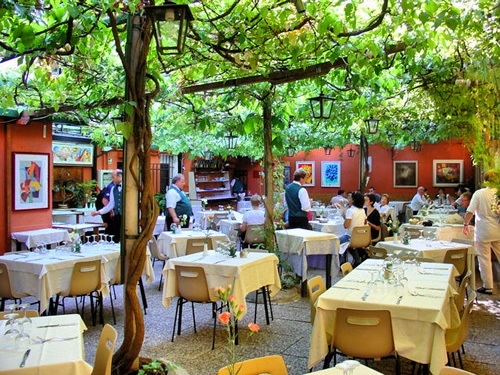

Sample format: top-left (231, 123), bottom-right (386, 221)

top-left (305, 364), bottom-right (383, 374)
top-left (162, 251), bottom-right (281, 319)
top-left (153, 216), bottom-right (166, 236)
top-left (156, 230), bottom-right (229, 258)
top-left (275, 229), bottom-right (340, 281)
top-left (0, 314), bottom-right (91, 375)
top-left (399, 224), bottom-right (474, 242)
top-left (51, 223), bottom-right (105, 237)
top-left (309, 259), bottom-right (460, 375)
top-left (388, 201), bottom-right (409, 215)
top-left (310, 220), bottom-right (347, 237)
top-left (218, 219), bottom-right (241, 241)
top-left (376, 239), bottom-right (476, 289)
top-left (51, 210), bottom-right (85, 224)
top-left (0, 245), bottom-right (120, 313)
top-left (11, 229), bottom-right (71, 251)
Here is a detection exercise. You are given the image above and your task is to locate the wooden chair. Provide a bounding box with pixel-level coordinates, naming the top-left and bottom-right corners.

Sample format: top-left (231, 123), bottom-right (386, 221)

top-left (55, 260), bottom-right (103, 326)
top-left (172, 265), bottom-right (224, 350)
top-left (0, 262), bottom-right (29, 311)
top-left (440, 366), bottom-right (476, 375)
top-left (186, 237), bottom-right (212, 255)
top-left (217, 355), bottom-right (288, 375)
top-left (0, 310), bottom-right (39, 319)
top-left (455, 270), bottom-right (472, 315)
top-left (90, 324), bottom-right (117, 375)
top-left (345, 226), bottom-right (371, 266)
top-left (446, 291), bottom-right (476, 369)
top-left (307, 276), bottom-right (326, 324)
top-left (340, 262), bottom-right (353, 276)
top-left (366, 246), bottom-right (387, 259)
top-left (323, 308), bottom-right (400, 374)
top-left (242, 224), bottom-right (265, 249)
top-left (148, 236), bottom-right (169, 290)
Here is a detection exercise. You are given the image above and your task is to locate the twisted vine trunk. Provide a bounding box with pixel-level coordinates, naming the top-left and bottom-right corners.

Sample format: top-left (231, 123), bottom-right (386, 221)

top-left (108, 11), bottom-right (158, 374)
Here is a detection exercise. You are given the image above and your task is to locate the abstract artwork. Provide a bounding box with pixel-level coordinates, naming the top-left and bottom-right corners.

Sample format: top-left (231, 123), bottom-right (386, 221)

top-left (393, 161), bottom-right (418, 188)
top-left (52, 141), bottom-right (94, 166)
top-left (433, 160), bottom-right (463, 187)
top-left (13, 153), bottom-right (49, 210)
top-left (321, 161), bottom-right (341, 187)
top-left (296, 161), bottom-right (315, 186)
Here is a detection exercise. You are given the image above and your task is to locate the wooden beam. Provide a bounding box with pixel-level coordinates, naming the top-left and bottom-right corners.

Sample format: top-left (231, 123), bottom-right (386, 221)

top-left (182, 42), bottom-right (406, 94)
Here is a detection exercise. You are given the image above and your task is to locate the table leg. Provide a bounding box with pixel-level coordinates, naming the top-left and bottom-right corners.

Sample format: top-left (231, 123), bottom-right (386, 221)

top-left (261, 286), bottom-right (270, 325)
top-left (325, 254), bottom-right (332, 288)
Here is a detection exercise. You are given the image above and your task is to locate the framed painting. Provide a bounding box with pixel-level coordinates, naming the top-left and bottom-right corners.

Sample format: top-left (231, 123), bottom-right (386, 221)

top-left (52, 141), bottom-right (94, 166)
top-left (393, 161), bottom-right (418, 188)
top-left (321, 161), bottom-right (341, 187)
top-left (296, 161), bottom-right (315, 186)
top-left (433, 160), bottom-right (463, 187)
top-left (13, 153), bottom-right (50, 210)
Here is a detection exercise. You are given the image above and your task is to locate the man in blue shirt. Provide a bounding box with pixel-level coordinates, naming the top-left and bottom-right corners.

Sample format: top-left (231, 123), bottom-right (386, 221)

top-left (285, 168), bottom-right (312, 229)
top-left (165, 174), bottom-right (193, 230)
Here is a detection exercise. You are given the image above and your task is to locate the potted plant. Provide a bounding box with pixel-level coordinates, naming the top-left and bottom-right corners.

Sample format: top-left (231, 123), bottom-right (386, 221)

top-left (52, 179), bottom-right (77, 208)
top-left (154, 192), bottom-right (166, 215)
top-left (70, 180), bottom-right (97, 208)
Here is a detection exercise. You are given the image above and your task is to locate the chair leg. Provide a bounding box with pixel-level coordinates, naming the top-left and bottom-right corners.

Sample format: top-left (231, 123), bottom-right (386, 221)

top-left (89, 294), bottom-right (96, 326)
top-left (262, 286), bottom-right (270, 325)
top-left (109, 289), bottom-right (116, 325)
top-left (395, 355), bottom-right (401, 375)
top-left (191, 302), bottom-right (197, 333)
top-left (177, 299), bottom-right (184, 336)
top-left (461, 344), bottom-right (465, 355)
top-left (98, 292), bottom-right (104, 325)
top-left (457, 350), bottom-right (463, 369)
top-left (172, 299), bottom-right (181, 342)
top-left (323, 349), bottom-right (334, 369)
top-left (212, 302), bottom-right (217, 350)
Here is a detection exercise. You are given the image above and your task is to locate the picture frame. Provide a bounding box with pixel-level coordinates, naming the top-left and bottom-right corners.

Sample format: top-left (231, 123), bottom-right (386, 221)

top-left (321, 161), bottom-right (341, 187)
top-left (52, 141), bottom-right (94, 166)
top-left (433, 160), bottom-right (463, 187)
top-left (393, 161), bottom-right (418, 188)
top-left (296, 161), bottom-right (315, 186)
top-left (13, 153), bottom-right (50, 210)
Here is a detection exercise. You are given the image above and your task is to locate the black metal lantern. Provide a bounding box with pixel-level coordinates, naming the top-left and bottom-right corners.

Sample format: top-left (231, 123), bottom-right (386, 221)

top-left (324, 146), bottom-right (333, 155)
top-left (346, 146), bottom-right (356, 158)
top-left (204, 150), bottom-right (213, 160)
top-left (145, 1), bottom-right (193, 55)
top-left (224, 131), bottom-right (238, 150)
top-left (410, 139), bottom-right (422, 152)
top-left (308, 92), bottom-right (335, 119)
top-left (286, 146), bottom-right (295, 157)
top-left (365, 117), bottom-right (379, 134)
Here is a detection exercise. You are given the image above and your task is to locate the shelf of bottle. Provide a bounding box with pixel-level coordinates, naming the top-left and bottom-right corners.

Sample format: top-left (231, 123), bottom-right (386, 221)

top-left (196, 188), bottom-right (230, 193)
top-left (195, 179), bottom-right (229, 183)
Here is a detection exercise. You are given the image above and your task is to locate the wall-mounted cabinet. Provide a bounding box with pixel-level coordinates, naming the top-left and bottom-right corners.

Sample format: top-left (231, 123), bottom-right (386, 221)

top-left (188, 170), bottom-right (232, 202)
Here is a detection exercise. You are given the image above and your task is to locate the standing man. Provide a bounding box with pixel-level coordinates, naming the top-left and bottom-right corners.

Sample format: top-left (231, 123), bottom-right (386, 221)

top-left (463, 169), bottom-right (500, 295)
top-left (285, 168), bottom-right (312, 229)
top-left (367, 186), bottom-right (381, 203)
top-left (91, 169), bottom-right (122, 242)
top-left (410, 186), bottom-right (427, 214)
top-left (165, 173), bottom-right (193, 230)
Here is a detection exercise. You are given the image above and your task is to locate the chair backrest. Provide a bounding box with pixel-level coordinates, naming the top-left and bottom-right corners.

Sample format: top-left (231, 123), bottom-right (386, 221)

top-left (244, 224), bottom-right (265, 245)
top-left (91, 324), bottom-right (118, 375)
top-left (443, 247), bottom-right (468, 277)
top-left (405, 204), bottom-right (413, 221)
top-left (440, 366), bottom-right (476, 375)
top-left (367, 246), bottom-right (387, 259)
top-left (0, 310), bottom-right (39, 319)
top-left (175, 265), bottom-right (211, 303)
top-left (149, 236), bottom-right (166, 261)
top-left (416, 256), bottom-right (436, 263)
top-left (0, 262), bottom-right (15, 299)
top-left (349, 226), bottom-right (371, 249)
top-left (446, 291), bottom-right (476, 353)
top-left (340, 262), bottom-right (353, 276)
top-left (68, 260), bottom-right (102, 296)
top-left (333, 308), bottom-right (395, 359)
top-left (217, 355), bottom-right (288, 375)
top-left (307, 276), bottom-right (326, 324)
top-left (185, 238), bottom-right (212, 255)
top-left (455, 270), bottom-right (472, 314)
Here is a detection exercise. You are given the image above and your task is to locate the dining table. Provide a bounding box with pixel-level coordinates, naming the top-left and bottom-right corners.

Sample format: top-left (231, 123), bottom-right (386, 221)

top-left (275, 228), bottom-right (340, 294)
top-left (195, 210), bottom-right (231, 229)
top-left (10, 229), bottom-right (71, 251)
top-left (399, 223), bottom-right (474, 242)
top-left (375, 238), bottom-right (476, 288)
top-left (51, 223), bottom-right (105, 238)
top-left (308, 259), bottom-right (460, 375)
top-left (162, 251), bottom-right (281, 320)
top-left (156, 230), bottom-right (229, 258)
top-left (0, 314), bottom-right (91, 375)
top-left (305, 363), bottom-right (383, 374)
top-left (153, 215), bottom-right (166, 236)
top-left (309, 220), bottom-right (347, 237)
top-left (218, 219), bottom-right (241, 241)
top-left (51, 209), bottom-right (85, 224)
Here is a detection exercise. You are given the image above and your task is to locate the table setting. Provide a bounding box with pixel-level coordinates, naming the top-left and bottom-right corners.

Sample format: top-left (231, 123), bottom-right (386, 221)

top-left (157, 229), bottom-right (229, 258)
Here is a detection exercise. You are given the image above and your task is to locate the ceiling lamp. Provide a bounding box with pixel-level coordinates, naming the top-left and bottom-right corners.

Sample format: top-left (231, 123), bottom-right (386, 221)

top-left (324, 146), bottom-right (333, 155)
top-left (308, 92), bottom-right (335, 119)
top-left (145, 1), bottom-right (194, 55)
top-left (204, 150), bottom-right (213, 160)
top-left (286, 146), bottom-right (295, 157)
top-left (365, 117), bottom-right (379, 134)
top-left (224, 131), bottom-right (238, 150)
top-left (410, 139), bottom-right (422, 152)
top-left (346, 146), bottom-right (356, 158)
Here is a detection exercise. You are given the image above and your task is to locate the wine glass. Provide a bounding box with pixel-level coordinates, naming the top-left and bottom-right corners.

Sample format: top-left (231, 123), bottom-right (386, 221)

top-left (15, 306), bottom-right (31, 349)
top-left (17, 303), bottom-right (32, 334)
top-left (109, 235), bottom-right (115, 244)
top-left (85, 235), bottom-right (92, 246)
top-left (99, 233), bottom-right (106, 244)
top-left (92, 234), bottom-right (98, 245)
top-left (3, 312), bottom-right (20, 350)
top-left (419, 229), bottom-right (424, 239)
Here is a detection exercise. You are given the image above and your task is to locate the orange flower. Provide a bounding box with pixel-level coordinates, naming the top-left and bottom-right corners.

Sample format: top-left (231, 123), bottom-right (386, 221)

top-left (228, 295), bottom-right (236, 302)
top-left (218, 312), bottom-right (231, 325)
top-left (248, 322), bottom-right (260, 333)
top-left (214, 286), bottom-right (225, 293)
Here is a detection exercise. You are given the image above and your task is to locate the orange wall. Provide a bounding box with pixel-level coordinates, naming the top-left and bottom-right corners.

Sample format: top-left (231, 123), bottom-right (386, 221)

top-left (1, 119), bottom-right (53, 253)
top-left (281, 140), bottom-right (473, 202)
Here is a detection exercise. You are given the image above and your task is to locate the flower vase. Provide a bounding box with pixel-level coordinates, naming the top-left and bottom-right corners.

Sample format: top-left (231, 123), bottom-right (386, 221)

top-left (393, 234), bottom-right (398, 243)
top-left (203, 243), bottom-right (209, 256)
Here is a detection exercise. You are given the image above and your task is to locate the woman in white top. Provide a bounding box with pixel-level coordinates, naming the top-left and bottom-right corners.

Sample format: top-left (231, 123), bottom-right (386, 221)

top-left (339, 192), bottom-right (366, 244)
top-left (239, 194), bottom-right (265, 246)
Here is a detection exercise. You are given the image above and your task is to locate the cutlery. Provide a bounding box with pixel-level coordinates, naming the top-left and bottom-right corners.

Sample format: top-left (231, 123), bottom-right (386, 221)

top-left (418, 270), bottom-right (447, 276)
top-left (68, 254), bottom-right (85, 257)
top-left (344, 280), bottom-right (366, 284)
top-left (332, 286), bottom-right (360, 291)
top-left (396, 295), bottom-right (403, 305)
top-left (36, 323), bottom-right (79, 328)
top-left (416, 287), bottom-right (446, 291)
top-left (408, 291), bottom-right (441, 298)
top-left (36, 336), bottom-right (78, 343)
top-left (20, 349), bottom-right (30, 367)
top-left (24, 257), bottom-right (44, 262)
top-left (213, 259), bottom-right (226, 264)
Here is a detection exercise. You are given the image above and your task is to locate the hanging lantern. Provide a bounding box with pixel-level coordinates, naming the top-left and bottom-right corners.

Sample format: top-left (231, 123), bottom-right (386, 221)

top-left (346, 146), bottom-right (356, 158)
top-left (324, 146), bottom-right (333, 155)
top-left (365, 117), bottom-right (379, 134)
top-left (410, 139), bottom-right (422, 152)
top-left (224, 131), bottom-right (238, 150)
top-left (286, 146), bottom-right (295, 157)
top-left (145, 1), bottom-right (193, 55)
top-left (308, 92), bottom-right (335, 119)
top-left (204, 150), bottom-right (213, 160)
